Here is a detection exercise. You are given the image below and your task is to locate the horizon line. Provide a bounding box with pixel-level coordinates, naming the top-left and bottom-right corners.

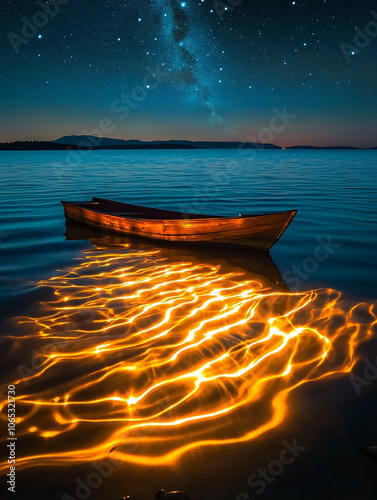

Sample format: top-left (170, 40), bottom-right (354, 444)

top-left (1, 136), bottom-right (376, 150)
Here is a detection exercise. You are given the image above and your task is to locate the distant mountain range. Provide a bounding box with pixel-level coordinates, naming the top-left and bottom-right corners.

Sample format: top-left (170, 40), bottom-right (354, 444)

top-left (54, 136), bottom-right (376, 150)
top-left (0, 136), bottom-right (376, 150)
top-left (53, 135), bottom-right (281, 149)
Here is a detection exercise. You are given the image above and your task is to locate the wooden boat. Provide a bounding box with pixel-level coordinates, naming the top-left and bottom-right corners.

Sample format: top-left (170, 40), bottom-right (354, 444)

top-left (61, 197), bottom-right (297, 250)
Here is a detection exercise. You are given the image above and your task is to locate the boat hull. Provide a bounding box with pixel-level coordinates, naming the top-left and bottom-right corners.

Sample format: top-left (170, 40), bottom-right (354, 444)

top-left (61, 198), bottom-right (296, 250)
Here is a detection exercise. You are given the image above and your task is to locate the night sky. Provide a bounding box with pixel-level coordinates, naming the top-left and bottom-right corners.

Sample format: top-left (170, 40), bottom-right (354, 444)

top-left (1, 0), bottom-right (377, 146)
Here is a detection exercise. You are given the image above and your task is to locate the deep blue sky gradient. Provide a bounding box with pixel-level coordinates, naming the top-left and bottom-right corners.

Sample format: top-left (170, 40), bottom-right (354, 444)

top-left (1, 0), bottom-right (377, 146)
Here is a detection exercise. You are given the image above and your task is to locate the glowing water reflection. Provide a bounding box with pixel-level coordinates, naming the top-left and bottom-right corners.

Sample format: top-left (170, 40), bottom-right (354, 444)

top-left (0, 245), bottom-right (375, 471)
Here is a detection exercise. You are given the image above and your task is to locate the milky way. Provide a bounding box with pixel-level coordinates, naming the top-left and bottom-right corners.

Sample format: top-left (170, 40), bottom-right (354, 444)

top-left (158, 0), bottom-right (223, 124)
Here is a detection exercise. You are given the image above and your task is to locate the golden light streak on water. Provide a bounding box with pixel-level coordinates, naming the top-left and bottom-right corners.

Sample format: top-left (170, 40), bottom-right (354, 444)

top-left (0, 246), bottom-right (376, 472)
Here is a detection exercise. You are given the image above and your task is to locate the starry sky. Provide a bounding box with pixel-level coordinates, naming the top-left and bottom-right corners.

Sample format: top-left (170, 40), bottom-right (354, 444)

top-left (1, 0), bottom-right (377, 146)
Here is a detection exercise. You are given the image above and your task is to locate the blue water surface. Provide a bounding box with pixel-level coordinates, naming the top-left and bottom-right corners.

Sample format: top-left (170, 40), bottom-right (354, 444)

top-left (0, 149), bottom-right (376, 305)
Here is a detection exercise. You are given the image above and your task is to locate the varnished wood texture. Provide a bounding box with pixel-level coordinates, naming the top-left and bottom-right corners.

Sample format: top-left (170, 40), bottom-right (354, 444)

top-left (61, 197), bottom-right (297, 250)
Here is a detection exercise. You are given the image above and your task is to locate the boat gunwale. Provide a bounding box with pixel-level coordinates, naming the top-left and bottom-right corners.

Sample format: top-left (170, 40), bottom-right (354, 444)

top-left (62, 200), bottom-right (297, 223)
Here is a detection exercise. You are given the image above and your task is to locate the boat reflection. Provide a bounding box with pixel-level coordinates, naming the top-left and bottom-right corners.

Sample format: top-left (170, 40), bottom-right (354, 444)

top-left (64, 221), bottom-right (289, 291)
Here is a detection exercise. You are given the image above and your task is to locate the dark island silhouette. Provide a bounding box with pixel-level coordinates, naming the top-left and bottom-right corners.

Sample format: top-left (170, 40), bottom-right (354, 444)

top-left (0, 141), bottom-right (89, 151)
top-left (0, 140), bottom-right (194, 151)
top-left (53, 136), bottom-right (376, 150)
top-left (0, 136), bottom-right (376, 151)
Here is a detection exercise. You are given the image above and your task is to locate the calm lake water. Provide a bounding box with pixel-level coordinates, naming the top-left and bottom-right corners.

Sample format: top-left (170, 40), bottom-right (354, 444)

top-left (0, 149), bottom-right (376, 306)
top-left (0, 149), bottom-right (376, 500)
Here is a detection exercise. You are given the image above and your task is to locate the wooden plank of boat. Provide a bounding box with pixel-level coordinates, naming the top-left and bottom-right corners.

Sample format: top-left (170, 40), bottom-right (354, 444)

top-left (61, 197), bottom-right (297, 250)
